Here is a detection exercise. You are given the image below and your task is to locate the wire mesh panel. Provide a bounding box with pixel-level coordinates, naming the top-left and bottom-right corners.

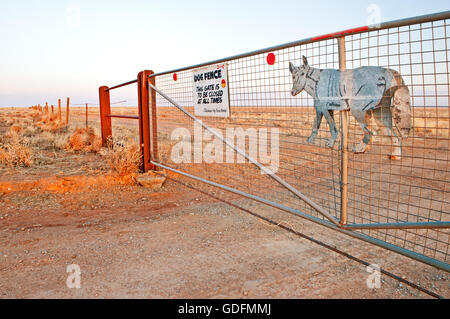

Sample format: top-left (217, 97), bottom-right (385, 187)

top-left (154, 40), bottom-right (342, 224)
top-left (151, 13), bottom-right (450, 269)
top-left (344, 20), bottom-right (449, 263)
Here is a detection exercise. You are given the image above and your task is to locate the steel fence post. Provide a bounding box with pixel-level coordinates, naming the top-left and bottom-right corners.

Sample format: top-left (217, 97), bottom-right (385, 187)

top-left (149, 71), bottom-right (159, 164)
top-left (137, 70), bottom-right (155, 172)
top-left (99, 86), bottom-right (112, 147)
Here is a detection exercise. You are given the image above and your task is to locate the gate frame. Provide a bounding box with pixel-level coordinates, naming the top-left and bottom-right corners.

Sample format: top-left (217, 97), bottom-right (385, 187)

top-left (145, 10), bottom-right (450, 232)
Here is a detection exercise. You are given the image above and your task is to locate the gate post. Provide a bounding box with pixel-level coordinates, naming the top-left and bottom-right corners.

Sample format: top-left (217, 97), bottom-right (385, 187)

top-left (149, 71), bottom-right (159, 164)
top-left (137, 70), bottom-right (157, 172)
top-left (99, 86), bottom-right (112, 147)
top-left (338, 36), bottom-right (349, 226)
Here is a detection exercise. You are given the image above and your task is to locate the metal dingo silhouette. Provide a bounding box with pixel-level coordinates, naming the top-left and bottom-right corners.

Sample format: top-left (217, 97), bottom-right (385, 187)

top-left (289, 56), bottom-right (411, 160)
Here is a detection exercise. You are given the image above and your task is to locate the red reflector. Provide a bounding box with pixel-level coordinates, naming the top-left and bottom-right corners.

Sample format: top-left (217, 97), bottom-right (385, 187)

top-left (267, 53), bottom-right (276, 65)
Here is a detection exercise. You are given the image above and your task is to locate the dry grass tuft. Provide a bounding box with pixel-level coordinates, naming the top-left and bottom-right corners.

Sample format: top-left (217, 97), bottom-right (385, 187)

top-left (0, 137), bottom-right (33, 168)
top-left (26, 131), bottom-right (69, 151)
top-left (66, 127), bottom-right (102, 153)
top-left (36, 113), bottom-right (67, 133)
top-left (39, 113), bottom-right (58, 124)
top-left (103, 139), bottom-right (141, 177)
top-left (10, 124), bottom-right (22, 134)
top-left (21, 125), bottom-right (39, 138)
top-left (40, 121), bottom-right (68, 133)
top-left (31, 112), bottom-right (43, 123)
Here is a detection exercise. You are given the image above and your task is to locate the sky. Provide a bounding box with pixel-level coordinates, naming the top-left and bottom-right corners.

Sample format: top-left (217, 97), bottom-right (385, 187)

top-left (0, 0), bottom-right (449, 107)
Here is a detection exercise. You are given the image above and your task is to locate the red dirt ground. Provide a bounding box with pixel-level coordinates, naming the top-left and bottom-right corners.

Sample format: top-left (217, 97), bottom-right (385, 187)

top-left (0, 107), bottom-right (448, 299)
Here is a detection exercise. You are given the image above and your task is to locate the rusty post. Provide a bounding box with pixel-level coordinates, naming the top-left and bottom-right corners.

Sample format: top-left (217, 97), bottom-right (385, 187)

top-left (45, 102), bottom-right (49, 114)
top-left (66, 97), bottom-right (70, 124)
top-left (137, 70), bottom-right (156, 172)
top-left (149, 71), bottom-right (159, 164)
top-left (51, 105), bottom-right (54, 113)
top-left (338, 36), bottom-right (349, 226)
top-left (98, 86), bottom-right (112, 146)
top-left (58, 99), bottom-right (62, 122)
top-left (85, 103), bottom-right (88, 128)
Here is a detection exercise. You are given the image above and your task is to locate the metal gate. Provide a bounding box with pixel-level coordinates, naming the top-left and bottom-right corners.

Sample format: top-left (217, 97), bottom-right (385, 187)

top-left (100, 11), bottom-right (450, 272)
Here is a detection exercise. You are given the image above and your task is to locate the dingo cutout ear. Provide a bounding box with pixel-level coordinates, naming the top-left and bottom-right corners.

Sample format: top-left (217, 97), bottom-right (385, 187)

top-left (302, 56), bottom-right (309, 66)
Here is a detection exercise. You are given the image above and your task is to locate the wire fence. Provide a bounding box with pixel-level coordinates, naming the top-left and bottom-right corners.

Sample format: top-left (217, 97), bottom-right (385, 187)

top-left (152, 13), bottom-right (450, 269)
top-left (100, 11), bottom-right (450, 271)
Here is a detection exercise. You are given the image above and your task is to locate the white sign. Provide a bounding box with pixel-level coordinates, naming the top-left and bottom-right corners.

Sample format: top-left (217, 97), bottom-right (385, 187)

top-left (192, 64), bottom-right (230, 117)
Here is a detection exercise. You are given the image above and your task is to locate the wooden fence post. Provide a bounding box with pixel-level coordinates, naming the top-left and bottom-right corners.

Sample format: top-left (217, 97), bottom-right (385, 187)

top-left (58, 99), bottom-right (62, 122)
top-left (66, 97), bottom-right (70, 124)
top-left (99, 86), bottom-right (112, 146)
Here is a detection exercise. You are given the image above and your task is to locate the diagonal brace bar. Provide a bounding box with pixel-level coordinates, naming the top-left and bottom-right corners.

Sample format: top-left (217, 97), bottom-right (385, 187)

top-left (149, 83), bottom-right (340, 226)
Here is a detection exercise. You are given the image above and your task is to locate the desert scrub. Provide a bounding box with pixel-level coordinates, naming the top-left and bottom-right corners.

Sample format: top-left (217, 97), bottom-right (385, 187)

top-left (66, 127), bottom-right (102, 153)
top-left (0, 134), bottom-right (33, 167)
top-left (25, 130), bottom-right (70, 151)
top-left (20, 125), bottom-right (39, 138)
top-left (102, 139), bottom-right (141, 176)
top-left (9, 124), bottom-right (22, 134)
top-left (36, 113), bottom-right (68, 133)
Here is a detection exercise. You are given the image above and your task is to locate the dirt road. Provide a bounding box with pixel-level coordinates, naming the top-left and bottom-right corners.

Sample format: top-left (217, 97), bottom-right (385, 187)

top-left (0, 107), bottom-right (448, 299)
top-left (1, 175), bottom-right (448, 298)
